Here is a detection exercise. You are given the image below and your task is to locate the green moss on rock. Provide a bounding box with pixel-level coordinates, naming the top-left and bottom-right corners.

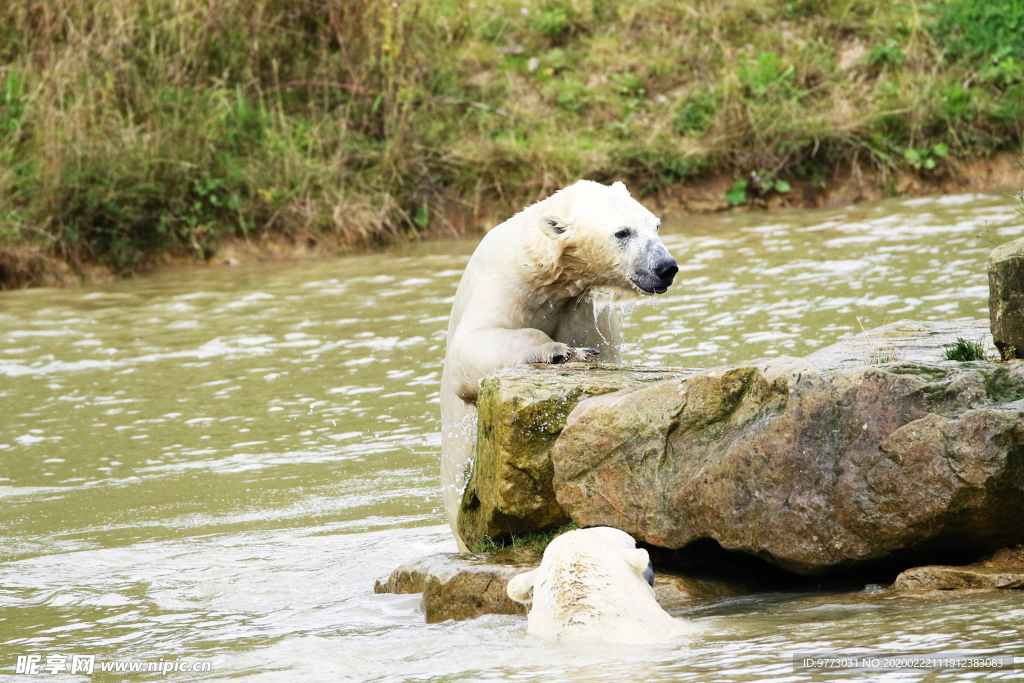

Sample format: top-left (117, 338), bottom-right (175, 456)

top-left (457, 364), bottom-right (688, 548)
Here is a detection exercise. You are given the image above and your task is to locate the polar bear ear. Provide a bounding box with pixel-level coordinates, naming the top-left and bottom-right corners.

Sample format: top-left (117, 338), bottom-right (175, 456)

top-left (611, 181), bottom-right (631, 196)
top-left (620, 547), bottom-right (650, 575)
top-left (539, 215), bottom-right (572, 239)
top-left (507, 569), bottom-right (538, 604)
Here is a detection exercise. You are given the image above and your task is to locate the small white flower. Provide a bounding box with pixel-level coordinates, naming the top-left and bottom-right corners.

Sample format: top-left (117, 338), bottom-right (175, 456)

top-left (521, 7), bottom-right (529, 14)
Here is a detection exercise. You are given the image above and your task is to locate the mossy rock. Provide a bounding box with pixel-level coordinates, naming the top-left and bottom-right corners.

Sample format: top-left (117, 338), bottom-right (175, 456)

top-left (457, 364), bottom-right (689, 548)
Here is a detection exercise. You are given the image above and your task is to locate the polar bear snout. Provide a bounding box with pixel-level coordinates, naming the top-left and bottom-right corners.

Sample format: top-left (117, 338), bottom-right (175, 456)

top-left (653, 257), bottom-right (678, 289)
top-left (632, 243), bottom-right (678, 295)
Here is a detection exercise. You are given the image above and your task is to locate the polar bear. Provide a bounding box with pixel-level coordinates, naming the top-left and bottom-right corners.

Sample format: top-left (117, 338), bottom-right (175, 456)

top-left (506, 526), bottom-right (688, 643)
top-left (440, 180), bottom-right (677, 550)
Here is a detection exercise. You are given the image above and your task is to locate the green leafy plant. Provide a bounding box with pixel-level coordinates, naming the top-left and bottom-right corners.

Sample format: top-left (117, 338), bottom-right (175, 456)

top-left (750, 169), bottom-right (791, 195)
top-left (412, 204), bottom-right (429, 229)
top-left (725, 179), bottom-right (749, 206)
top-left (943, 337), bottom-right (986, 361)
top-left (904, 143), bottom-right (949, 171)
top-left (978, 50), bottom-right (1023, 88)
top-left (726, 170), bottom-right (791, 207)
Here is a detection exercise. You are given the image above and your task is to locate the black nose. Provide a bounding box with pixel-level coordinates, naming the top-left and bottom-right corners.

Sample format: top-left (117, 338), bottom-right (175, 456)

top-left (655, 258), bottom-right (678, 282)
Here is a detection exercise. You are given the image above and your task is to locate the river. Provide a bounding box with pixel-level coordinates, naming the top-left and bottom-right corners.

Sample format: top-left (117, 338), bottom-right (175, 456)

top-left (2, 192), bottom-right (1022, 681)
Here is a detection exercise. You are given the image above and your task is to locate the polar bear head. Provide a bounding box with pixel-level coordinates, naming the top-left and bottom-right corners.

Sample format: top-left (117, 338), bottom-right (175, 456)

top-left (506, 526), bottom-right (682, 643)
top-left (528, 180), bottom-right (678, 300)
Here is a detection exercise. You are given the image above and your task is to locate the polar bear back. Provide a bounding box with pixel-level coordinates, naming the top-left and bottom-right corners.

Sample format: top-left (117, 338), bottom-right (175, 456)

top-left (508, 527), bottom-right (685, 643)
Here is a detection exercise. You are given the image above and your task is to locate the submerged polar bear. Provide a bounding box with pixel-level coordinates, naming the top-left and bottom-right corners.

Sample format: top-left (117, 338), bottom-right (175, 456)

top-left (506, 526), bottom-right (688, 643)
top-left (440, 180), bottom-right (678, 550)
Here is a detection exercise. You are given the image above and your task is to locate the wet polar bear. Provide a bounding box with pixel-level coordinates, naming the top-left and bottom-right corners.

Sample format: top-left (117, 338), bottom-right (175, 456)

top-left (440, 180), bottom-right (677, 550)
top-left (506, 527), bottom-right (688, 643)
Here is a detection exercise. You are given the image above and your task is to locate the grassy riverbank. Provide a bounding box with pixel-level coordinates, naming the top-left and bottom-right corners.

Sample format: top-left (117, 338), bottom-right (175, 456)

top-left (1, 0), bottom-right (1022, 285)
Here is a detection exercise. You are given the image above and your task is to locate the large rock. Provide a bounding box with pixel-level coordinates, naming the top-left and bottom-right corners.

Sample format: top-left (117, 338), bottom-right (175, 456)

top-left (990, 237), bottom-right (1024, 360)
top-left (458, 365), bottom-right (688, 548)
top-left (893, 547), bottom-right (1024, 590)
top-left (553, 324), bottom-right (1024, 574)
top-left (454, 319), bottom-right (1024, 576)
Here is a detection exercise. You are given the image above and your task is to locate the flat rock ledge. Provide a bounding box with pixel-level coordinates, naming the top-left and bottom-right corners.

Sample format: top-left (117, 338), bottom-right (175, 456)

top-left (458, 320), bottom-right (1024, 576)
top-left (374, 550), bottom-right (748, 622)
top-left (894, 547), bottom-right (1024, 591)
top-left (373, 549), bottom-right (536, 623)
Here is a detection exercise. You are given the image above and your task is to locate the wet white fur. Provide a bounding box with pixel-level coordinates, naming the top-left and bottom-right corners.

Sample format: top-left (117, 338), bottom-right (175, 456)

top-left (506, 527), bottom-right (686, 643)
top-left (440, 181), bottom-right (669, 550)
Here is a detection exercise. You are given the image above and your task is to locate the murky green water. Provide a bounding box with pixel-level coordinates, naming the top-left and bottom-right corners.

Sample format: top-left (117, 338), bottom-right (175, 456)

top-left (2, 192), bottom-right (1023, 681)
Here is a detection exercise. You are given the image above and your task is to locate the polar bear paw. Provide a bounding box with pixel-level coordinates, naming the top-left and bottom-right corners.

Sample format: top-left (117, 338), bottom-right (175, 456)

top-left (547, 344), bottom-right (600, 364)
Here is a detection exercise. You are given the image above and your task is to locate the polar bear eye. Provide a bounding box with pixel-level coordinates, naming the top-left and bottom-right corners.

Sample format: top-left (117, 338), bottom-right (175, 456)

top-left (614, 228), bottom-right (632, 240)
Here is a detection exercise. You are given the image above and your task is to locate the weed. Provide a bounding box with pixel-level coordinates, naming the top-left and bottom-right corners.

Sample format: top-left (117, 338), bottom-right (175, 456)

top-left (725, 170), bottom-right (791, 206)
top-left (555, 81), bottom-right (590, 112)
top-left (750, 170), bottom-right (791, 195)
top-left (615, 141), bottom-right (706, 193)
top-left (792, 161), bottom-right (825, 189)
top-left (533, 6), bottom-right (575, 38)
top-left (869, 39), bottom-right (905, 71)
top-left (853, 316), bottom-right (904, 365)
top-left (0, 72), bottom-right (25, 139)
top-left (471, 536), bottom-right (506, 553)
top-left (470, 523), bottom-right (578, 554)
top-left (870, 347), bottom-right (904, 364)
top-left (933, 0), bottom-right (1024, 62)
top-left (726, 179), bottom-right (749, 207)
top-left (903, 144), bottom-right (948, 172)
top-left (673, 89), bottom-right (717, 138)
top-left (979, 52), bottom-right (1024, 89)
top-left (943, 337), bottom-right (987, 362)
top-left (610, 73), bottom-right (645, 99)
top-left (736, 52), bottom-right (806, 100)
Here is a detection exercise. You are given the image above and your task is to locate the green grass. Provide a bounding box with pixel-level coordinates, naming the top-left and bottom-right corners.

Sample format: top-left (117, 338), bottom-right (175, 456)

top-left (943, 337), bottom-right (987, 361)
top-left (471, 523), bottom-right (578, 554)
top-left (1, 0), bottom-right (1023, 278)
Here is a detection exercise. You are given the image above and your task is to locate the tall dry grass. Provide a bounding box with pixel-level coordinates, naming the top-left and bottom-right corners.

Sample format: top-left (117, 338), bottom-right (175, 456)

top-left (0, 0), bottom-right (1021, 275)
